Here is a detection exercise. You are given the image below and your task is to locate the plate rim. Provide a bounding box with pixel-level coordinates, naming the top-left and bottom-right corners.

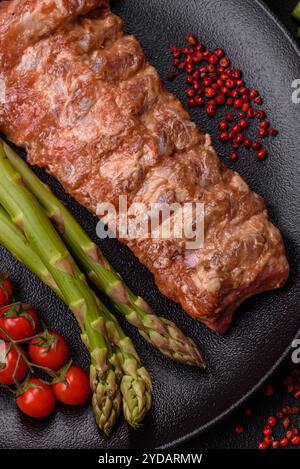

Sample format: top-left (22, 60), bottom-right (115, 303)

top-left (158, 0), bottom-right (300, 449)
top-left (0, 0), bottom-right (299, 450)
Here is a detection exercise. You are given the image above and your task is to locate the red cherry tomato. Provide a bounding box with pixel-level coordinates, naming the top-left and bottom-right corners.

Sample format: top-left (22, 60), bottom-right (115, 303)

top-left (16, 378), bottom-right (56, 418)
top-left (0, 342), bottom-right (28, 385)
top-left (53, 366), bottom-right (90, 406)
top-left (0, 304), bottom-right (39, 341)
top-left (29, 331), bottom-right (70, 371)
top-left (0, 274), bottom-right (13, 308)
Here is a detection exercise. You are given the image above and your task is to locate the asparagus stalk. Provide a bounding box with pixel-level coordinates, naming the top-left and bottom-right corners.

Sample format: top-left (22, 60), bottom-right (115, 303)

top-left (0, 143), bottom-right (153, 429)
top-left (292, 1), bottom-right (300, 21)
top-left (0, 144), bottom-right (123, 435)
top-left (96, 298), bottom-right (152, 427)
top-left (0, 206), bottom-right (61, 297)
top-left (3, 143), bottom-right (206, 368)
top-left (0, 198), bottom-right (151, 429)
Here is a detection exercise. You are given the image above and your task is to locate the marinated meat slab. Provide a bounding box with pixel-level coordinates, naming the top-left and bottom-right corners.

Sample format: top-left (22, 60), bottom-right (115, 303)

top-left (0, 0), bottom-right (289, 332)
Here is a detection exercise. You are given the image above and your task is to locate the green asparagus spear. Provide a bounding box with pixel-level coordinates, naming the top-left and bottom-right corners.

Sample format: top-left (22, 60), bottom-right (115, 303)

top-left (96, 298), bottom-right (152, 427)
top-left (292, 1), bottom-right (300, 21)
top-left (0, 143), bottom-right (122, 435)
top-left (0, 142), bottom-right (153, 428)
top-left (3, 142), bottom-right (206, 368)
top-left (0, 198), bottom-right (151, 429)
top-left (0, 205), bottom-right (61, 297)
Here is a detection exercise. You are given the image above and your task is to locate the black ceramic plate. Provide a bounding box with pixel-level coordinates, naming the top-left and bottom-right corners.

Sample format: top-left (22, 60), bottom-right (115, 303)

top-left (0, 0), bottom-right (300, 449)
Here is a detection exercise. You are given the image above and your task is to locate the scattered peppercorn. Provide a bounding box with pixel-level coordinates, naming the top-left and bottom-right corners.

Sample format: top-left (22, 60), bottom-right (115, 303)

top-left (205, 87), bottom-right (216, 98)
top-left (263, 385), bottom-right (274, 397)
top-left (272, 441), bottom-right (280, 449)
top-left (258, 128), bottom-right (268, 138)
top-left (291, 436), bottom-right (300, 445)
top-left (206, 104), bottom-right (216, 116)
top-left (167, 71), bottom-right (177, 81)
top-left (280, 437), bottom-right (289, 448)
top-left (218, 121), bottom-right (228, 131)
top-left (195, 96), bottom-right (205, 106)
top-left (263, 425), bottom-right (273, 437)
top-left (216, 94), bottom-right (226, 105)
top-left (269, 128), bottom-right (278, 137)
top-left (220, 57), bottom-right (231, 68)
top-left (247, 108), bottom-right (256, 119)
top-left (258, 441), bottom-right (268, 450)
top-left (186, 34), bottom-right (198, 46)
top-left (255, 110), bottom-right (266, 120)
top-left (209, 55), bottom-right (219, 65)
top-left (252, 141), bottom-right (262, 151)
top-left (234, 98), bottom-right (243, 109)
top-left (259, 121), bottom-right (270, 130)
top-left (242, 103), bottom-right (250, 113)
top-left (235, 134), bottom-right (244, 144)
top-left (232, 124), bottom-right (242, 134)
top-left (225, 113), bottom-right (234, 121)
top-left (167, 36), bottom-right (278, 163)
top-left (254, 96), bottom-right (263, 105)
top-left (187, 98), bottom-right (196, 107)
top-left (267, 416), bottom-right (277, 427)
top-left (219, 132), bottom-right (229, 142)
top-left (230, 152), bottom-right (239, 162)
top-left (235, 425), bottom-right (244, 434)
top-left (256, 150), bottom-right (267, 160)
top-left (282, 406), bottom-right (292, 415)
top-left (243, 138), bottom-right (253, 148)
top-left (215, 48), bottom-right (224, 58)
top-left (283, 417), bottom-right (291, 429)
top-left (249, 89), bottom-right (259, 99)
top-left (239, 119), bottom-right (248, 129)
top-left (186, 88), bottom-right (196, 98)
top-left (264, 436), bottom-right (274, 445)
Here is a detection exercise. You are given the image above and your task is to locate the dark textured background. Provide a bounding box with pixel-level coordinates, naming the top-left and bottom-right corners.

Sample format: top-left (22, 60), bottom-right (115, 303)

top-left (179, 0), bottom-right (300, 450)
